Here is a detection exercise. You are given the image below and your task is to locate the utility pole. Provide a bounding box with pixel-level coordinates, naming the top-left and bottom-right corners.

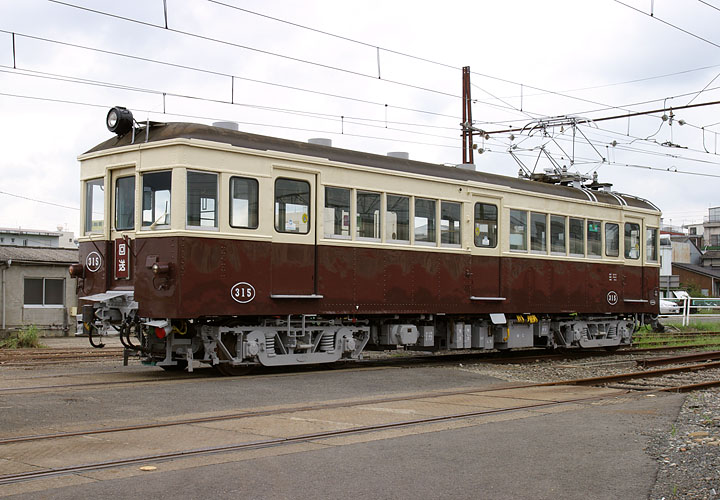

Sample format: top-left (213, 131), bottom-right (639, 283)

top-left (461, 66), bottom-right (474, 165)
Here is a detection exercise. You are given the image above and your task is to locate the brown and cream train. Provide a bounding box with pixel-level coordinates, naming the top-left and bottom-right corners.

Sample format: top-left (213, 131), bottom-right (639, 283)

top-left (71, 108), bottom-right (661, 373)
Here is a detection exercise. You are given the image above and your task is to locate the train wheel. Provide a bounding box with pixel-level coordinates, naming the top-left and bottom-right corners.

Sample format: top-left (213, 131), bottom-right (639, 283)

top-left (213, 331), bottom-right (254, 376)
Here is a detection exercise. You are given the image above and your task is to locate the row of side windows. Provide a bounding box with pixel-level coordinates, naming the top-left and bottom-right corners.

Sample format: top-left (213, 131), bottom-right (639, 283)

top-left (508, 209), bottom-right (657, 261)
top-left (87, 173), bottom-right (658, 262)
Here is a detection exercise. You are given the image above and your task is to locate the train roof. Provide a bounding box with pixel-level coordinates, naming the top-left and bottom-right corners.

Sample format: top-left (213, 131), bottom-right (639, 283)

top-left (85, 122), bottom-right (659, 212)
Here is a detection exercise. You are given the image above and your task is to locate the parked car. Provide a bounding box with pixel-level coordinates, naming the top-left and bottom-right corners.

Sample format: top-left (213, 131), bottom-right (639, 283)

top-left (660, 299), bottom-right (681, 315)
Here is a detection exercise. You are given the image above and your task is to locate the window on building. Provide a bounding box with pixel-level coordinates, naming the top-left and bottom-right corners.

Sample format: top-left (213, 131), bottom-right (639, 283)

top-left (474, 203), bottom-right (497, 248)
top-left (187, 171), bottom-right (218, 228)
top-left (414, 198), bottom-right (436, 244)
top-left (646, 228), bottom-right (658, 262)
top-left (230, 177), bottom-right (259, 229)
top-left (624, 223), bottom-right (641, 259)
top-left (531, 212), bottom-right (547, 253)
top-left (23, 278), bottom-right (64, 307)
top-left (569, 218), bottom-right (584, 256)
top-left (142, 171), bottom-right (171, 227)
top-left (115, 176), bottom-right (135, 231)
top-left (550, 215), bottom-right (566, 254)
top-left (85, 178), bottom-right (104, 234)
top-left (441, 201), bottom-right (461, 246)
top-left (275, 178), bottom-right (310, 234)
top-left (324, 187), bottom-right (350, 238)
top-left (605, 223), bottom-right (620, 257)
top-left (386, 195), bottom-right (409, 242)
top-left (357, 191), bottom-right (381, 239)
top-left (509, 209), bottom-right (527, 251)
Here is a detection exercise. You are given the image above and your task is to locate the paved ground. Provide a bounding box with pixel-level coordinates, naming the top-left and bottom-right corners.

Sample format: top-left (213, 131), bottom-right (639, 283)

top-left (1, 338), bottom-right (687, 499)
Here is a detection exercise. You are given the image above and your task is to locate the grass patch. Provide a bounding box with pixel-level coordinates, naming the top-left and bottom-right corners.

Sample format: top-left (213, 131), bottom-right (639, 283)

top-left (633, 330), bottom-right (720, 349)
top-left (0, 325), bottom-right (45, 349)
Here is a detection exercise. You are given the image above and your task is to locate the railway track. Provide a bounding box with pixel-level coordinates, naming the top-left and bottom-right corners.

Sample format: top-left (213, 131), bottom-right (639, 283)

top-left (0, 352), bottom-right (718, 487)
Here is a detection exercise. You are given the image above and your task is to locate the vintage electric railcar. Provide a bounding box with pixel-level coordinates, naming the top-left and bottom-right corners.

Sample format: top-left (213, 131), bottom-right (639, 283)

top-left (71, 108), bottom-right (661, 373)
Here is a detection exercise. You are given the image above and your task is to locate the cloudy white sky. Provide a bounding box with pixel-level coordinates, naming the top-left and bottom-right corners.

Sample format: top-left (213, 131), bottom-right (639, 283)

top-left (1, 0), bottom-right (720, 237)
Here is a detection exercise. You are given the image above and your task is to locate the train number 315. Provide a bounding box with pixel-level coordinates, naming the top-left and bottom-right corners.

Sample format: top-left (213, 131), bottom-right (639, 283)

top-left (231, 282), bottom-right (256, 304)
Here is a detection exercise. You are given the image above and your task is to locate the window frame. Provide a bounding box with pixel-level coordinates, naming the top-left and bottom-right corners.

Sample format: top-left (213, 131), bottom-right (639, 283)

top-left (323, 186), bottom-right (351, 239)
top-left (414, 198), bottom-right (437, 246)
top-left (114, 175), bottom-right (135, 231)
top-left (141, 170), bottom-right (172, 229)
top-left (23, 277), bottom-right (65, 308)
top-left (550, 215), bottom-right (567, 255)
top-left (474, 202), bottom-right (498, 248)
top-left (530, 212), bottom-right (547, 254)
top-left (386, 194), bottom-right (410, 244)
top-left (84, 177), bottom-right (105, 235)
top-left (569, 218), bottom-right (585, 257)
top-left (605, 222), bottom-right (620, 258)
top-left (509, 209), bottom-right (528, 252)
top-left (230, 176), bottom-right (259, 230)
top-left (646, 227), bottom-right (658, 263)
top-left (274, 177), bottom-right (311, 234)
top-left (356, 190), bottom-right (382, 241)
top-left (440, 201), bottom-right (462, 247)
top-left (186, 170), bottom-right (219, 229)
top-left (624, 222), bottom-right (641, 260)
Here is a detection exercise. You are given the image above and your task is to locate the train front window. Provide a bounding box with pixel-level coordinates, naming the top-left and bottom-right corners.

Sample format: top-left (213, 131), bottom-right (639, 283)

top-left (324, 187), bottom-right (350, 238)
top-left (187, 171), bottom-right (218, 228)
top-left (142, 171), bottom-right (171, 228)
top-left (531, 212), bottom-right (547, 253)
top-left (414, 198), bottom-right (436, 245)
top-left (441, 201), bottom-right (461, 246)
top-left (115, 176), bottom-right (135, 231)
top-left (85, 178), bottom-right (105, 234)
top-left (550, 215), bottom-right (566, 254)
top-left (357, 191), bottom-right (381, 240)
top-left (646, 227), bottom-right (658, 262)
top-left (474, 203), bottom-right (497, 248)
top-left (605, 223), bottom-right (619, 257)
top-left (386, 195), bottom-right (409, 242)
top-left (569, 218), bottom-right (584, 256)
top-left (230, 177), bottom-right (258, 229)
top-left (509, 209), bottom-right (527, 251)
top-left (587, 220), bottom-right (602, 257)
top-left (624, 222), bottom-right (641, 260)
top-left (275, 178), bottom-right (310, 234)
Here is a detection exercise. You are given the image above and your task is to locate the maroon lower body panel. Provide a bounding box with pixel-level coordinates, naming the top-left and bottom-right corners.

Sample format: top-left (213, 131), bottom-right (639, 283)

top-left (77, 237), bottom-right (659, 319)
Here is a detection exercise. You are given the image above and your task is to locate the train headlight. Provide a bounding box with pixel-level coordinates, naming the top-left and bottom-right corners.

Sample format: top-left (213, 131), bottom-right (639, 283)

top-left (152, 262), bottom-right (171, 275)
top-left (68, 263), bottom-right (84, 278)
top-left (106, 106), bottom-right (134, 136)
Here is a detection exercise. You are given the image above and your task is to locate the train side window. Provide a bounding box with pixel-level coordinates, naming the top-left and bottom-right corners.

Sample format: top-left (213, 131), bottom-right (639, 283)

top-left (357, 191), bottom-right (381, 240)
top-left (474, 203), bottom-right (497, 248)
top-left (414, 198), bottom-right (436, 245)
top-left (324, 187), bottom-right (350, 238)
top-left (386, 194), bottom-right (409, 242)
top-left (187, 171), bottom-right (218, 228)
top-left (530, 212), bottom-right (547, 253)
top-left (569, 218), bottom-right (584, 256)
top-left (587, 220), bottom-right (602, 257)
top-left (85, 178), bottom-right (104, 234)
top-left (115, 176), bottom-right (135, 231)
top-left (230, 177), bottom-right (258, 229)
top-left (275, 178), bottom-right (310, 234)
top-left (509, 209), bottom-right (527, 251)
top-left (441, 201), bottom-right (461, 247)
top-left (605, 223), bottom-right (620, 257)
top-left (646, 227), bottom-right (658, 262)
top-left (142, 171), bottom-right (172, 228)
top-left (624, 222), bottom-right (641, 259)
top-left (551, 215), bottom-right (566, 254)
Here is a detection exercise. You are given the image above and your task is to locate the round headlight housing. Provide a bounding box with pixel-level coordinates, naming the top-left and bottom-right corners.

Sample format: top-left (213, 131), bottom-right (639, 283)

top-left (106, 106), bottom-right (134, 136)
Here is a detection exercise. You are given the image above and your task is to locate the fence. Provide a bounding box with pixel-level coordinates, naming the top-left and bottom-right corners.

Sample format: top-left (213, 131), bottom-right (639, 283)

top-left (660, 297), bottom-right (720, 327)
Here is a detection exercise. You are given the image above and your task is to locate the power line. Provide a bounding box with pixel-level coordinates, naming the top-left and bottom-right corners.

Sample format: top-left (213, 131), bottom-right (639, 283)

top-left (0, 29), bottom-right (459, 121)
top-left (0, 190), bottom-right (79, 211)
top-left (48, 0), bottom-right (462, 100)
top-left (0, 91), bottom-right (462, 150)
top-left (0, 66), bottom-right (461, 142)
top-left (613, 0), bottom-right (720, 50)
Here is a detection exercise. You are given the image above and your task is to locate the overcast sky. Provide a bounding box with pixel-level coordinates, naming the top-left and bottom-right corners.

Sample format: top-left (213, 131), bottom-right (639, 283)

top-left (1, 0), bottom-right (720, 237)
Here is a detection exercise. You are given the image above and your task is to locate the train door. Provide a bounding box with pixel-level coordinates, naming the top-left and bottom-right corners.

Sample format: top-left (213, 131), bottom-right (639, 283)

top-left (270, 168), bottom-right (319, 297)
top-left (622, 217), bottom-right (644, 302)
top-left (469, 197), bottom-right (502, 301)
top-left (110, 167), bottom-right (137, 287)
